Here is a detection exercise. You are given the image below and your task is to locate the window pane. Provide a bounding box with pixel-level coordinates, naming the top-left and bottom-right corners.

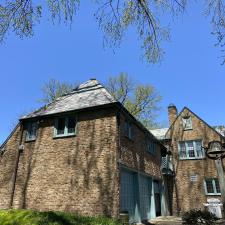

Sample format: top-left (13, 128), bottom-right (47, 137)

top-left (68, 117), bottom-right (76, 134)
top-left (125, 121), bottom-right (129, 136)
top-left (179, 142), bottom-right (187, 158)
top-left (183, 117), bottom-right (192, 129)
top-left (187, 141), bottom-right (195, 158)
top-left (26, 122), bottom-right (37, 140)
top-left (57, 118), bottom-right (65, 135)
top-left (147, 139), bottom-right (155, 154)
top-left (215, 179), bottom-right (221, 193)
top-left (196, 141), bottom-right (204, 158)
top-left (125, 121), bottom-right (132, 139)
top-left (205, 180), bottom-right (214, 193)
top-left (128, 123), bottom-right (132, 139)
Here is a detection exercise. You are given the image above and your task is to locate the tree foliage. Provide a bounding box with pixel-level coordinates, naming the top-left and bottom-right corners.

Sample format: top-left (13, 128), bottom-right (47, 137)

top-left (0, 1), bottom-right (224, 63)
top-left (106, 73), bottom-right (161, 128)
top-left (40, 75), bottom-right (161, 128)
top-left (39, 78), bottom-right (78, 103)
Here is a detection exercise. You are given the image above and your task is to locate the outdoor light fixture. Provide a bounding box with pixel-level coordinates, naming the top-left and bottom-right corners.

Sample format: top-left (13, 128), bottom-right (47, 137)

top-left (204, 141), bottom-right (225, 160)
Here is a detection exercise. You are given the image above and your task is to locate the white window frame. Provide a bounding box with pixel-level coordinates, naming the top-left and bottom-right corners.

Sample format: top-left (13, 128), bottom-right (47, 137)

top-left (182, 117), bottom-right (192, 130)
top-left (204, 178), bottom-right (221, 196)
top-left (26, 122), bottom-right (38, 141)
top-left (54, 116), bottom-right (77, 138)
top-left (178, 140), bottom-right (205, 160)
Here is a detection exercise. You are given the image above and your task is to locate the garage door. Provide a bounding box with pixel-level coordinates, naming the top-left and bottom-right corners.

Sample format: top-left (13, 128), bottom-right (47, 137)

top-left (120, 170), bottom-right (138, 223)
top-left (139, 175), bottom-right (152, 220)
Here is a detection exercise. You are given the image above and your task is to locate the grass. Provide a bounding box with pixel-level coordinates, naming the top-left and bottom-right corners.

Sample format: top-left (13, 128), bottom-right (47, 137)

top-left (0, 209), bottom-right (122, 225)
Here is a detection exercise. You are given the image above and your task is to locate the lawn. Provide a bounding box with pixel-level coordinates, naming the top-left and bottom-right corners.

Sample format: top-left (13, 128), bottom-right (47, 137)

top-left (0, 209), bottom-right (122, 225)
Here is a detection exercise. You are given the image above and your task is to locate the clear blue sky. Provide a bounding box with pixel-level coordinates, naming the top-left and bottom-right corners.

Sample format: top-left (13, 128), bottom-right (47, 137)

top-left (0, 2), bottom-right (225, 144)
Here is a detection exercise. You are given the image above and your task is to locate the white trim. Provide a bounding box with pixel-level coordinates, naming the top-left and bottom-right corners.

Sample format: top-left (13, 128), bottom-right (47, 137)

top-left (204, 178), bottom-right (221, 196)
top-left (178, 140), bottom-right (205, 160)
top-left (53, 116), bottom-right (77, 138)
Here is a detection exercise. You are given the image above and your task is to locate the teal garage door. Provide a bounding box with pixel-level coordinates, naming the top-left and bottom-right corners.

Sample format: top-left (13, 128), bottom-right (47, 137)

top-left (120, 170), bottom-right (138, 223)
top-left (139, 175), bottom-right (152, 221)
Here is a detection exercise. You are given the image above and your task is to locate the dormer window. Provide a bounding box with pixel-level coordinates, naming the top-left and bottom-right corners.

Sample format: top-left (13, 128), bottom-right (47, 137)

top-left (182, 116), bottom-right (192, 130)
top-left (26, 122), bottom-right (38, 141)
top-left (54, 116), bottom-right (76, 138)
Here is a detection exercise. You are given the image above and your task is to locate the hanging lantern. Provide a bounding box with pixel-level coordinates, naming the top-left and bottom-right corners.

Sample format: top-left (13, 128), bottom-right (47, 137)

top-left (206, 141), bottom-right (225, 160)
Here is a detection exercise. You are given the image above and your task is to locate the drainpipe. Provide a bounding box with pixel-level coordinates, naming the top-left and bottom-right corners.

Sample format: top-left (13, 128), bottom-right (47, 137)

top-left (9, 122), bottom-right (24, 208)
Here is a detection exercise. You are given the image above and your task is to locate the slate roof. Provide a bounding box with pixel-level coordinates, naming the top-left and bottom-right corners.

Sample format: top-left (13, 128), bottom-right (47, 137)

top-left (150, 128), bottom-right (169, 140)
top-left (21, 79), bottom-right (117, 119)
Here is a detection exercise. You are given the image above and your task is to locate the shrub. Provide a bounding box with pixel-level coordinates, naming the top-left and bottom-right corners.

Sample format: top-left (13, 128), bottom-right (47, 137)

top-left (182, 209), bottom-right (219, 225)
top-left (0, 209), bottom-right (122, 225)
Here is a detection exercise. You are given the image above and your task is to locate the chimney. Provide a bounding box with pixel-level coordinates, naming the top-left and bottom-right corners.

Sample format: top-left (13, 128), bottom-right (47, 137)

top-left (168, 103), bottom-right (178, 125)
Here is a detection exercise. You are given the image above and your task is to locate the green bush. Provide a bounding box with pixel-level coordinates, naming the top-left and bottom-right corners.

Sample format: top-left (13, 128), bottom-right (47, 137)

top-left (182, 209), bottom-right (219, 225)
top-left (0, 209), bottom-right (122, 225)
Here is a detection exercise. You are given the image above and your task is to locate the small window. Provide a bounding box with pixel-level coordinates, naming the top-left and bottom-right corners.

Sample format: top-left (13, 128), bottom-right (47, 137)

top-left (204, 178), bottom-right (221, 195)
top-left (124, 121), bottom-right (132, 139)
top-left (54, 116), bottom-right (76, 137)
top-left (182, 117), bottom-right (192, 130)
top-left (147, 138), bottom-right (156, 155)
top-left (26, 122), bottom-right (38, 141)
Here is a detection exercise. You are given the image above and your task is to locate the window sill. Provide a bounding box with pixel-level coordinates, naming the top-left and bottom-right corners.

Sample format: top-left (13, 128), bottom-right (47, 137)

top-left (53, 134), bottom-right (76, 139)
top-left (179, 157), bottom-right (205, 160)
top-left (124, 135), bottom-right (134, 142)
top-left (205, 193), bottom-right (221, 196)
top-left (147, 151), bottom-right (156, 156)
top-left (25, 139), bottom-right (36, 143)
top-left (183, 128), bottom-right (193, 131)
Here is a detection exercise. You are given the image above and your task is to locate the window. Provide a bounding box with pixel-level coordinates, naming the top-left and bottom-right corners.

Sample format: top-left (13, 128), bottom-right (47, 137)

top-left (26, 122), bottom-right (38, 141)
top-left (54, 116), bottom-right (76, 137)
top-left (124, 121), bottom-right (132, 139)
top-left (147, 138), bottom-right (156, 155)
top-left (178, 140), bottom-right (204, 159)
top-left (204, 178), bottom-right (221, 195)
top-left (182, 116), bottom-right (192, 130)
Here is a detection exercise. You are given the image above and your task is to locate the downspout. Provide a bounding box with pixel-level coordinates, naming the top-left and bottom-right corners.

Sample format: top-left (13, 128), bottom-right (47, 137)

top-left (10, 122), bottom-right (24, 208)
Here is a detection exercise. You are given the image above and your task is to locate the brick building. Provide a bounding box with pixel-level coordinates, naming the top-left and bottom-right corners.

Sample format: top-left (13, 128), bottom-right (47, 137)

top-left (0, 79), bottom-right (170, 223)
top-left (151, 104), bottom-right (225, 215)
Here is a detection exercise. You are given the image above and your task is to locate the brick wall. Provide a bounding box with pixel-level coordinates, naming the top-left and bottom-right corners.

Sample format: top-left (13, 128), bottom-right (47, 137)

top-left (0, 107), bottom-right (119, 217)
top-left (119, 112), bottom-right (162, 178)
top-left (167, 108), bottom-right (225, 214)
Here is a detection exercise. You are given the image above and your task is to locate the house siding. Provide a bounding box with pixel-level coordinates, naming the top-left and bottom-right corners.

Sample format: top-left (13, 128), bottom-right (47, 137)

top-left (167, 108), bottom-right (225, 214)
top-left (118, 112), bottom-right (166, 222)
top-left (119, 113), bottom-right (162, 178)
top-left (0, 107), bottom-right (119, 217)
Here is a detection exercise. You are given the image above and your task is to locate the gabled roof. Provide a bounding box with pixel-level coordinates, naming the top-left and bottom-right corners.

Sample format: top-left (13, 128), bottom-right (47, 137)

top-left (21, 79), bottom-right (117, 119)
top-left (166, 106), bottom-right (225, 141)
top-left (150, 128), bottom-right (169, 140)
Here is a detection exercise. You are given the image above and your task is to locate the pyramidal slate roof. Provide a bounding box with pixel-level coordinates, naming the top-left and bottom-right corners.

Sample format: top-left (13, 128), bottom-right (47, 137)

top-left (22, 79), bottom-right (117, 119)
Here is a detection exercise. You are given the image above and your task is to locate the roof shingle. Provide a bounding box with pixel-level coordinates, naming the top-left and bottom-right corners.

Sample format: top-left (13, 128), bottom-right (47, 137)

top-left (21, 79), bottom-right (116, 119)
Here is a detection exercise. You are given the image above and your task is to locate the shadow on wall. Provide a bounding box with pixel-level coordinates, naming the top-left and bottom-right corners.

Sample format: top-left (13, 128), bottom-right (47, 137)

top-left (2, 111), bottom-right (118, 217)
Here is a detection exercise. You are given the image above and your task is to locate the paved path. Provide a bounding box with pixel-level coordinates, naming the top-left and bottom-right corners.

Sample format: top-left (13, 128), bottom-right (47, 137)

top-left (148, 216), bottom-right (182, 225)
top-left (147, 216), bottom-right (225, 225)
